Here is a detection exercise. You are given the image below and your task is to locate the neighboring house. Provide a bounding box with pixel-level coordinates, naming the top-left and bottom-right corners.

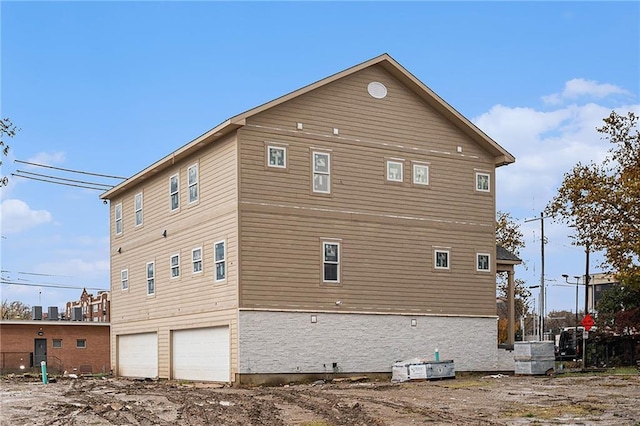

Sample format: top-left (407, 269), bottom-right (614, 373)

top-left (0, 320), bottom-right (110, 375)
top-left (65, 288), bottom-right (111, 322)
top-left (101, 54), bottom-right (517, 384)
top-left (587, 273), bottom-right (618, 314)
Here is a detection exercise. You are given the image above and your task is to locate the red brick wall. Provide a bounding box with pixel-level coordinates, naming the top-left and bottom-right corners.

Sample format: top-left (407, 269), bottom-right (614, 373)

top-left (0, 322), bottom-right (110, 374)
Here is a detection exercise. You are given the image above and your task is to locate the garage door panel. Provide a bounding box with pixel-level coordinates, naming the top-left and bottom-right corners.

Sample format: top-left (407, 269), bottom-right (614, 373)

top-left (118, 333), bottom-right (158, 378)
top-left (172, 327), bottom-right (229, 382)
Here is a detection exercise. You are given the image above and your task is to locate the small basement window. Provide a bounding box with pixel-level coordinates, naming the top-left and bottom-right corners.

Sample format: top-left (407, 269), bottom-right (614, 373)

top-left (53, 339), bottom-right (62, 348)
top-left (76, 339), bottom-right (87, 349)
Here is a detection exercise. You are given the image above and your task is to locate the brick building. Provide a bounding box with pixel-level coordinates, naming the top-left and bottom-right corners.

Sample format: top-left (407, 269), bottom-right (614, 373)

top-left (0, 320), bottom-right (110, 375)
top-left (65, 288), bottom-right (110, 322)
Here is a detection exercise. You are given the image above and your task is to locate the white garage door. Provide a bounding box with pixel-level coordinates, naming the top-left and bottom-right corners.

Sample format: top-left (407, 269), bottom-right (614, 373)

top-left (172, 326), bottom-right (230, 382)
top-left (118, 332), bottom-right (158, 379)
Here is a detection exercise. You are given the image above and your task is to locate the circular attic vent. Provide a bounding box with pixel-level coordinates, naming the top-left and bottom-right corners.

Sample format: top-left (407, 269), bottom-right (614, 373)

top-left (367, 82), bottom-right (388, 99)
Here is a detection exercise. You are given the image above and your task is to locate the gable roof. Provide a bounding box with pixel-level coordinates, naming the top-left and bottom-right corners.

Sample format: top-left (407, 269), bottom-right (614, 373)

top-left (496, 245), bottom-right (522, 263)
top-left (101, 53), bottom-right (515, 200)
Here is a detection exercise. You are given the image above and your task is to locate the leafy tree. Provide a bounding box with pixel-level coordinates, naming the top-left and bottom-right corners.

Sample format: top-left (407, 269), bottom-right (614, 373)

top-left (546, 111), bottom-right (640, 281)
top-left (0, 300), bottom-right (32, 320)
top-left (496, 211), bottom-right (531, 342)
top-left (1, 117), bottom-right (18, 187)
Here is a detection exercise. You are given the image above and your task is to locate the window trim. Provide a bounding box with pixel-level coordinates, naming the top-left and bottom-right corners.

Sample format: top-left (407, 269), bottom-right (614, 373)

top-left (170, 253), bottom-right (180, 279)
top-left (170, 173), bottom-right (180, 211)
top-left (266, 144), bottom-right (287, 169)
top-left (52, 339), bottom-right (62, 349)
top-left (134, 192), bottom-right (143, 227)
top-left (386, 159), bottom-right (404, 183)
top-left (146, 261), bottom-right (155, 296)
top-left (475, 171), bottom-right (491, 193)
top-left (322, 241), bottom-right (341, 283)
top-left (412, 162), bottom-right (430, 186)
top-left (214, 240), bottom-right (226, 282)
top-left (115, 203), bottom-right (123, 235)
top-left (76, 339), bottom-right (87, 349)
top-left (434, 249), bottom-right (450, 270)
top-left (312, 151), bottom-right (331, 194)
top-left (476, 252), bottom-right (491, 272)
top-left (188, 163), bottom-right (199, 204)
top-left (121, 269), bottom-right (129, 291)
top-left (192, 247), bottom-right (203, 274)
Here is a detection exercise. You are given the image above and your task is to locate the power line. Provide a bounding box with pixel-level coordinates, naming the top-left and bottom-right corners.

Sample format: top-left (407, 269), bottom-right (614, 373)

top-left (11, 173), bottom-right (112, 191)
top-left (1, 280), bottom-right (107, 291)
top-left (15, 159), bottom-right (127, 180)
top-left (15, 170), bottom-right (113, 189)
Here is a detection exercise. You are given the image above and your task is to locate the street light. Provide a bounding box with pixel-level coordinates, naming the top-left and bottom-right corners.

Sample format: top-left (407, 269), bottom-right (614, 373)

top-left (562, 274), bottom-right (582, 357)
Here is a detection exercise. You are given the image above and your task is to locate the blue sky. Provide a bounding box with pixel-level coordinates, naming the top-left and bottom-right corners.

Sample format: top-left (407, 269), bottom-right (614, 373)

top-left (1, 2), bottom-right (639, 317)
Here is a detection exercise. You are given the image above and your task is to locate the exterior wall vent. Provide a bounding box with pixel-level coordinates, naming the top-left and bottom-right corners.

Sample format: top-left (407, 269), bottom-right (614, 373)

top-left (367, 82), bottom-right (388, 99)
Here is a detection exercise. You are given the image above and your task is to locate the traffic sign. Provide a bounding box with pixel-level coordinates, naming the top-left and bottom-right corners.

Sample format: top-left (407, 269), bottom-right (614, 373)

top-left (582, 313), bottom-right (595, 331)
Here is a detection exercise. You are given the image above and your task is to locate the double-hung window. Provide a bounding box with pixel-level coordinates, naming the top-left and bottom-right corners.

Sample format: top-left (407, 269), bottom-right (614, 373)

top-left (477, 253), bottom-right (490, 272)
top-left (134, 192), bottom-right (143, 226)
top-left (435, 249), bottom-right (450, 270)
top-left (115, 203), bottom-right (123, 235)
top-left (476, 172), bottom-right (490, 192)
top-left (214, 241), bottom-right (226, 281)
top-left (146, 262), bottom-right (155, 295)
top-left (188, 164), bottom-right (199, 203)
top-left (192, 248), bottom-right (203, 273)
top-left (121, 269), bottom-right (128, 290)
top-left (170, 174), bottom-right (179, 211)
top-left (386, 160), bottom-right (404, 182)
top-left (312, 152), bottom-right (331, 194)
top-left (323, 242), bottom-right (340, 283)
top-left (170, 254), bottom-right (180, 278)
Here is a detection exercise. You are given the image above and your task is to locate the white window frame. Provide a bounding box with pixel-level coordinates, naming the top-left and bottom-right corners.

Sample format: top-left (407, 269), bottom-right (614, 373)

top-left (121, 269), bottom-right (128, 290)
top-left (93, 304), bottom-right (98, 313)
top-left (188, 164), bottom-right (199, 203)
top-left (312, 151), bottom-right (331, 194)
top-left (115, 203), bottom-right (123, 235)
top-left (146, 261), bottom-right (155, 295)
top-left (386, 160), bottom-right (404, 182)
top-left (434, 249), bottom-right (450, 270)
top-left (170, 253), bottom-right (180, 279)
top-left (52, 339), bottom-right (62, 348)
top-left (134, 192), bottom-right (143, 226)
top-left (477, 253), bottom-right (491, 272)
top-left (322, 241), bottom-right (340, 283)
top-left (412, 163), bottom-right (430, 186)
top-left (170, 174), bottom-right (179, 211)
top-left (476, 172), bottom-right (491, 192)
top-left (192, 247), bottom-right (203, 274)
top-left (214, 240), bottom-right (226, 282)
top-left (76, 339), bottom-right (87, 349)
top-left (267, 145), bottom-right (287, 168)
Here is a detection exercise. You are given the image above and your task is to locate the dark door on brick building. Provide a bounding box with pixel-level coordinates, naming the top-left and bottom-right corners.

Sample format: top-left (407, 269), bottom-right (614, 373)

top-left (34, 339), bottom-right (47, 367)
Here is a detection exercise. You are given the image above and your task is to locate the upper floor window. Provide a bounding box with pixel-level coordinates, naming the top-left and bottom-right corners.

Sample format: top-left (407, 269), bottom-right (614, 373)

top-left (386, 160), bottom-right (404, 182)
top-left (434, 249), bottom-right (450, 270)
top-left (93, 304), bottom-right (98, 313)
top-left (214, 240), bottom-right (226, 282)
top-left (115, 203), bottom-right (123, 235)
top-left (192, 247), bottom-right (203, 274)
top-left (476, 172), bottom-right (490, 192)
top-left (121, 269), bottom-right (128, 290)
top-left (267, 145), bottom-right (286, 168)
top-left (323, 241), bottom-right (340, 283)
top-left (170, 174), bottom-right (179, 211)
top-left (188, 164), bottom-right (199, 203)
top-left (146, 261), bottom-right (155, 295)
top-left (171, 254), bottom-right (180, 278)
top-left (134, 192), bottom-right (143, 226)
top-left (413, 163), bottom-right (429, 186)
top-left (313, 152), bottom-right (331, 194)
top-left (477, 253), bottom-right (491, 272)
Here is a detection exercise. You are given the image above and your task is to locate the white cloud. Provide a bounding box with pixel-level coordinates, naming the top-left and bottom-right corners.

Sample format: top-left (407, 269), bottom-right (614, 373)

top-left (542, 78), bottom-right (631, 105)
top-left (0, 199), bottom-right (52, 234)
top-left (26, 152), bottom-right (66, 166)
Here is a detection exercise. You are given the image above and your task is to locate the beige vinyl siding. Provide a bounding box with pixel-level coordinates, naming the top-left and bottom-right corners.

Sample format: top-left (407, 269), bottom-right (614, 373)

top-left (239, 209), bottom-right (495, 316)
top-left (109, 133), bottom-right (239, 380)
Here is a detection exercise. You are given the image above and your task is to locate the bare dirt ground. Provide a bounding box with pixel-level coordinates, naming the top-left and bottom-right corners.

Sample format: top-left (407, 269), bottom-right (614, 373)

top-left (1, 372), bottom-right (639, 425)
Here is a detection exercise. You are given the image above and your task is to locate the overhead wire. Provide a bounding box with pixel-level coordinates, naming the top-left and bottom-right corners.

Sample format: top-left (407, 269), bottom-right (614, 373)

top-left (14, 170), bottom-right (114, 189)
top-left (14, 159), bottom-right (127, 180)
top-left (11, 173), bottom-right (113, 191)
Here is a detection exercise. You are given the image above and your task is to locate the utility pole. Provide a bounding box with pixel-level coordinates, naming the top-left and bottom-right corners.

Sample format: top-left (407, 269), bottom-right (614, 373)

top-left (525, 212), bottom-right (548, 341)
